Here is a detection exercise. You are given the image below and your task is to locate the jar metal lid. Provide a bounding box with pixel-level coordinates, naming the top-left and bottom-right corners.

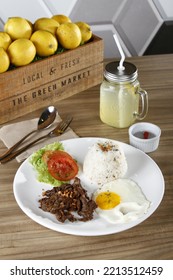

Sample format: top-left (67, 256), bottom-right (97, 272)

top-left (104, 61), bottom-right (138, 82)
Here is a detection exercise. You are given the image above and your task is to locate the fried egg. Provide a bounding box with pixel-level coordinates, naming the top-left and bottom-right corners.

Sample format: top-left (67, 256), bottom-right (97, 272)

top-left (93, 179), bottom-right (150, 224)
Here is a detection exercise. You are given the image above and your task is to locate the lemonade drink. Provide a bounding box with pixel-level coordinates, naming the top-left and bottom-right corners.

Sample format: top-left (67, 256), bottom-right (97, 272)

top-left (100, 61), bottom-right (148, 128)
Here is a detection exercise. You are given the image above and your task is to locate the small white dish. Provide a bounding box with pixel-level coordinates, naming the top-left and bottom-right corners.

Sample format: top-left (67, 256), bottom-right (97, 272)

top-left (129, 122), bottom-right (161, 153)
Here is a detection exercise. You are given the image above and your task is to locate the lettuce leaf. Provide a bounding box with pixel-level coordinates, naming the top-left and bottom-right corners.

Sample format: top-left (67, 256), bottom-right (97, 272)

top-left (30, 142), bottom-right (64, 186)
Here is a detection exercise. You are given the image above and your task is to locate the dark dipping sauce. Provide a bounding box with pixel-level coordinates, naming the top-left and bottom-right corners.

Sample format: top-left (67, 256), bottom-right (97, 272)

top-left (133, 131), bottom-right (156, 139)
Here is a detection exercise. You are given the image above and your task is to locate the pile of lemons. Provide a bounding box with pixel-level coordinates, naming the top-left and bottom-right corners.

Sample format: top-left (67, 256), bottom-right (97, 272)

top-left (0, 15), bottom-right (92, 73)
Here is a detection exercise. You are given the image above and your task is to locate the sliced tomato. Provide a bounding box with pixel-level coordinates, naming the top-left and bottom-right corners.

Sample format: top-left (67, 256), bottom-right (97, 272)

top-left (42, 150), bottom-right (72, 164)
top-left (47, 151), bottom-right (78, 181)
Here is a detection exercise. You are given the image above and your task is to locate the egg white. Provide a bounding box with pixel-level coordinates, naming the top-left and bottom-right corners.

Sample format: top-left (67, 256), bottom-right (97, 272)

top-left (93, 179), bottom-right (150, 224)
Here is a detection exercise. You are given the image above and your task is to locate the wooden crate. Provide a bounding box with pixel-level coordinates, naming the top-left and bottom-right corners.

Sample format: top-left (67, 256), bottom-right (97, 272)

top-left (0, 35), bottom-right (104, 124)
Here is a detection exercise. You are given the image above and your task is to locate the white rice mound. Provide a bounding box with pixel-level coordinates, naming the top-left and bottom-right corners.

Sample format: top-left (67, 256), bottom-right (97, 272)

top-left (83, 140), bottom-right (128, 184)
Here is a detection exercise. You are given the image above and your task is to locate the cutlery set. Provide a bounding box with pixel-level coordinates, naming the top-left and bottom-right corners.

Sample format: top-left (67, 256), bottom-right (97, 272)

top-left (0, 109), bottom-right (73, 164)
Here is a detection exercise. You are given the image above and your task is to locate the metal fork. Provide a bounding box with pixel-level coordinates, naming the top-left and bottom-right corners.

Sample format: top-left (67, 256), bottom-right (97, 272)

top-left (0, 116), bottom-right (73, 164)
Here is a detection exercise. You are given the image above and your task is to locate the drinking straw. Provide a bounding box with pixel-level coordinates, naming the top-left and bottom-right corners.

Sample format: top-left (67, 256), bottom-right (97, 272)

top-left (113, 33), bottom-right (125, 71)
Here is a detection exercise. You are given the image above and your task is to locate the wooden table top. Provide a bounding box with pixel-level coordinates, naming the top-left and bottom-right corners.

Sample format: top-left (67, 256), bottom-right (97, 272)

top-left (0, 54), bottom-right (173, 260)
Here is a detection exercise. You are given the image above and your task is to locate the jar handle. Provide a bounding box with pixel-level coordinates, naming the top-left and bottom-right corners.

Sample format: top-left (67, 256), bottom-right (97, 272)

top-left (136, 89), bottom-right (148, 120)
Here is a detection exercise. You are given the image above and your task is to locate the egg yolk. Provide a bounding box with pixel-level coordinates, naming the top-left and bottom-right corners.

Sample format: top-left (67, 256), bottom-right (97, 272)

top-left (95, 191), bottom-right (121, 210)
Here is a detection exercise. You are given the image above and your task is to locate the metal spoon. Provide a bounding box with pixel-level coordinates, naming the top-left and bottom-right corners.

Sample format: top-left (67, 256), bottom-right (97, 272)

top-left (0, 106), bottom-right (57, 160)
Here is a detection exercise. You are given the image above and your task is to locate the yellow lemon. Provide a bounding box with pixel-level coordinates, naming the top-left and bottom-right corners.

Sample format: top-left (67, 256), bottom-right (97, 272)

top-left (0, 47), bottom-right (10, 73)
top-left (52, 14), bottom-right (71, 24)
top-left (4, 17), bottom-right (32, 40)
top-left (33, 17), bottom-right (60, 35)
top-left (30, 30), bottom-right (58, 57)
top-left (75, 22), bottom-right (92, 44)
top-left (7, 39), bottom-right (36, 66)
top-left (26, 19), bottom-right (33, 32)
top-left (56, 23), bottom-right (81, 49)
top-left (0, 32), bottom-right (12, 50)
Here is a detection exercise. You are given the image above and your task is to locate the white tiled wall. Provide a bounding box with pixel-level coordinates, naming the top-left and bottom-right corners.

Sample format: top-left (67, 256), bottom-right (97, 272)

top-left (43, 0), bottom-right (77, 17)
top-left (70, 0), bottom-right (126, 24)
top-left (0, 0), bottom-right (52, 22)
top-left (0, 0), bottom-right (172, 57)
top-left (114, 0), bottom-right (163, 56)
top-left (153, 0), bottom-right (173, 20)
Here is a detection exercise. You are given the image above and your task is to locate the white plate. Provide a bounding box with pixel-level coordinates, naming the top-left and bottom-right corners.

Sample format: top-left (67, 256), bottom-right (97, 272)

top-left (13, 137), bottom-right (165, 236)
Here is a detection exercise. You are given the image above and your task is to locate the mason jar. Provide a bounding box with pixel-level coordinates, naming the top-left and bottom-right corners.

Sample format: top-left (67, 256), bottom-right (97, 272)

top-left (100, 61), bottom-right (148, 128)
